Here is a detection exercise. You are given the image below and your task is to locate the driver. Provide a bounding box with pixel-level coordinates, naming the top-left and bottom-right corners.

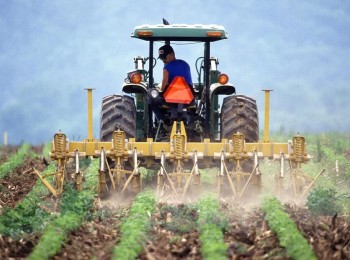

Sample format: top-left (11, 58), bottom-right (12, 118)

top-left (151, 44), bottom-right (194, 127)
top-left (158, 44), bottom-right (193, 90)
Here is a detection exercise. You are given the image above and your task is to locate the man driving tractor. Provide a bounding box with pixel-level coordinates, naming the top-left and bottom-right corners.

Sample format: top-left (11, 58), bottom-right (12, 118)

top-left (158, 44), bottom-right (193, 90)
top-left (152, 44), bottom-right (195, 126)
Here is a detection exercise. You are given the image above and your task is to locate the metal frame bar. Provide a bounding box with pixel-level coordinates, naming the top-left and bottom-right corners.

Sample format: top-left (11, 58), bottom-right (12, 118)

top-left (61, 138), bottom-right (293, 158)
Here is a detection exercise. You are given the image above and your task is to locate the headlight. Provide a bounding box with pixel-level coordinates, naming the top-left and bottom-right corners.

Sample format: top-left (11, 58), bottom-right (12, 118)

top-left (130, 73), bottom-right (142, 84)
top-left (150, 88), bottom-right (159, 98)
top-left (218, 73), bottom-right (229, 84)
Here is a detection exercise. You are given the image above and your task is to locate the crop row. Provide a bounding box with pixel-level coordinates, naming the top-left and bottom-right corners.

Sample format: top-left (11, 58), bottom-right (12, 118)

top-left (0, 147), bottom-right (55, 257)
top-left (261, 196), bottom-right (317, 260)
top-left (0, 148), bottom-right (320, 259)
top-left (28, 159), bottom-right (99, 259)
top-left (0, 143), bottom-right (32, 179)
top-left (0, 164), bottom-right (56, 238)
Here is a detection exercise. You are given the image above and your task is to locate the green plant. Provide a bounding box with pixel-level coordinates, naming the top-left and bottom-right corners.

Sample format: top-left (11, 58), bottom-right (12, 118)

top-left (140, 167), bottom-right (157, 186)
top-left (159, 203), bottom-right (197, 234)
top-left (0, 143), bottom-right (32, 179)
top-left (169, 235), bottom-right (182, 244)
top-left (306, 186), bottom-right (344, 216)
top-left (0, 164), bottom-right (57, 238)
top-left (27, 212), bottom-right (83, 260)
top-left (112, 190), bottom-right (156, 260)
top-left (334, 140), bottom-right (344, 155)
top-left (315, 139), bottom-right (323, 162)
top-left (196, 194), bottom-right (228, 260)
top-left (41, 142), bottom-right (51, 158)
top-left (28, 159), bottom-right (99, 259)
top-left (262, 196), bottom-right (316, 260)
top-left (92, 207), bottom-right (115, 224)
top-left (200, 168), bottom-right (217, 188)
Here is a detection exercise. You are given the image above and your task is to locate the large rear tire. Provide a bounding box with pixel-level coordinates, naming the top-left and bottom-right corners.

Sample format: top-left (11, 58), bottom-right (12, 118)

top-left (220, 95), bottom-right (260, 199)
top-left (100, 95), bottom-right (136, 141)
top-left (221, 95), bottom-right (259, 142)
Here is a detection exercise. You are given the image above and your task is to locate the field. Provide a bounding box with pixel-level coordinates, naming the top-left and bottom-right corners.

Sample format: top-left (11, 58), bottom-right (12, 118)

top-left (0, 132), bottom-right (350, 259)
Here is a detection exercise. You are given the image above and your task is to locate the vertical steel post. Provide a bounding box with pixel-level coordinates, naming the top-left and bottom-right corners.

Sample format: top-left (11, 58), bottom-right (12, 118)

top-left (85, 88), bottom-right (94, 141)
top-left (204, 41), bottom-right (210, 136)
top-left (262, 89), bottom-right (273, 143)
top-left (148, 40), bottom-right (154, 136)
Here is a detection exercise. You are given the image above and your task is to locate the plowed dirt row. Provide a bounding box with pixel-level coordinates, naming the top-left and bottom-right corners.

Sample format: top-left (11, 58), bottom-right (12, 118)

top-left (0, 148), bottom-right (46, 259)
top-left (286, 204), bottom-right (350, 259)
top-left (0, 156), bottom-right (350, 259)
top-left (0, 158), bottom-right (47, 209)
top-left (53, 205), bottom-right (124, 260)
top-left (0, 146), bottom-right (20, 164)
top-left (224, 206), bottom-right (290, 259)
top-left (43, 202), bottom-right (287, 260)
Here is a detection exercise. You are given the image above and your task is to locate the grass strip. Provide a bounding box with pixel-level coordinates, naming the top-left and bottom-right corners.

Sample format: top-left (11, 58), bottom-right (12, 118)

top-left (197, 194), bottom-right (228, 260)
top-left (261, 196), bottom-right (317, 260)
top-left (0, 143), bottom-right (31, 179)
top-left (28, 159), bottom-right (99, 260)
top-left (112, 190), bottom-right (156, 260)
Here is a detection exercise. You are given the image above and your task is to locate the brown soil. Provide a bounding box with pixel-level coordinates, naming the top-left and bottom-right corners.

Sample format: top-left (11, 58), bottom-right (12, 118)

top-left (0, 233), bottom-right (40, 259)
top-left (0, 145), bottom-right (19, 164)
top-left (53, 205), bottom-right (126, 260)
top-left (0, 154), bottom-right (350, 259)
top-left (286, 204), bottom-right (350, 259)
top-left (139, 203), bottom-right (202, 260)
top-left (224, 206), bottom-right (290, 259)
top-left (0, 158), bottom-right (47, 209)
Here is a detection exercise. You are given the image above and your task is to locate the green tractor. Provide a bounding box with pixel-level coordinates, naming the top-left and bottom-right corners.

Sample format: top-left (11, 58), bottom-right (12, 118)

top-left (40, 21), bottom-right (314, 200)
top-left (100, 22), bottom-right (259, 144)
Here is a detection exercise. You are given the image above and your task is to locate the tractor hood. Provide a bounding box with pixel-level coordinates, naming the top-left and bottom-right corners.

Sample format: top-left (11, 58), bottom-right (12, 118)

top-left (131, 24), bottom-right (228, 42)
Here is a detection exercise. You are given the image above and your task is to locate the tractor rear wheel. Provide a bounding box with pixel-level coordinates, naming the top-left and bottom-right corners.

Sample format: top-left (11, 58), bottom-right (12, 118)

top-left (221, 95), bottom-right (259, 142)
top-left (220, 95), bottom-right (260, 199)
top-left (100, 95), bottom-right (136, 141)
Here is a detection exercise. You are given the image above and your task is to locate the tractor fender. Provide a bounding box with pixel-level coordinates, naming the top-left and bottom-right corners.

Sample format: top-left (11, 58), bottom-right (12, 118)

top-left (122, 82), bottom-right (148, 95)
top-left (210, 82), bottom-right (236, 99)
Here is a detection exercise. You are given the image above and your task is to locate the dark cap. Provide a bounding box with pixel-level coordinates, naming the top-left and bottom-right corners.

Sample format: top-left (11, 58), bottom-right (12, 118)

top-left (158, 45), bottom-right (174, 59)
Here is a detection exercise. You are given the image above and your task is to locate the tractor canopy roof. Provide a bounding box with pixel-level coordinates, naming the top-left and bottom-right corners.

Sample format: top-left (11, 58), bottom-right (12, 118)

top-left (131, 24), bottom-right (228, 42)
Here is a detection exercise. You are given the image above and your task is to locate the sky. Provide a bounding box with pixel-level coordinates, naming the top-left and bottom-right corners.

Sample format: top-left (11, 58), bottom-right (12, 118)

top-left (0, 0), bottom-right (349, 144)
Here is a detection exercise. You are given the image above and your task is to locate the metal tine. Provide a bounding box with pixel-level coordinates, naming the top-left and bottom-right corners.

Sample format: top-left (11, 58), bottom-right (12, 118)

top-left (159, 163), bottom-right (180, 202)
top-left (182, 159), bottom-right (198, 198)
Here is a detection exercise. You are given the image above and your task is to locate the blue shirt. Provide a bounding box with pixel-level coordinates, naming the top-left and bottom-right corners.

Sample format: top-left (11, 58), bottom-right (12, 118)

top-left (164, 59), bottom-right (192, 86)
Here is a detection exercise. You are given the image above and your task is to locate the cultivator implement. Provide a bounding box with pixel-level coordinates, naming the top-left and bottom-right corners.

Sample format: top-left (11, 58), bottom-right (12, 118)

top-left (97, 130), bottom-right (143, 195)
top-left (155, 122), bottom-right (202, 199)
top-left (36, 89), bottom-right (322, 200)
top-left (215, 134), bottom-right (262, 198)
top-left (274, 136), bottom-right (325, 198)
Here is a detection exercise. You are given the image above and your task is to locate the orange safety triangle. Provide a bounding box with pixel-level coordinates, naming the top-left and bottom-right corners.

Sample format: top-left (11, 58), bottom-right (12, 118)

top-left (163, 76), bottom-right (194, 104)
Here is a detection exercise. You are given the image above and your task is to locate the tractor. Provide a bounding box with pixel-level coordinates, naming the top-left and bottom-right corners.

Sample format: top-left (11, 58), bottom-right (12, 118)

top-left (37, 21), bottom-right (322, 200)
top-left (99, 22), bottom-right (259, 197)
top-left (100, 23), bottom-right (258, 144)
